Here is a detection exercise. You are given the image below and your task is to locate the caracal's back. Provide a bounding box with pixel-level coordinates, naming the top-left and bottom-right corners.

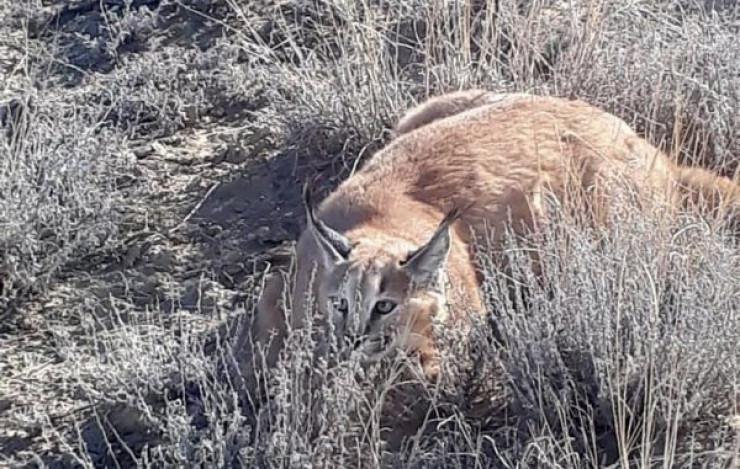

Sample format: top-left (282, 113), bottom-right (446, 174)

top-left (319, 93), bottom-right (678, 247)
top-left (246, 91), bottom-right (739, 409)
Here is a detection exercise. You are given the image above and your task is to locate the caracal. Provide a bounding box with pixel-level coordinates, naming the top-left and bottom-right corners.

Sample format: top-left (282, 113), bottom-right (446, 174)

top-left (247, 90), bottom-right (739, 381)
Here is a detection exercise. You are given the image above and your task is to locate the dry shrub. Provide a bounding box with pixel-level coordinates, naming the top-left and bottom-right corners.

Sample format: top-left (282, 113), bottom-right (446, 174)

top-left (2, 0), bottom-right (739, 467)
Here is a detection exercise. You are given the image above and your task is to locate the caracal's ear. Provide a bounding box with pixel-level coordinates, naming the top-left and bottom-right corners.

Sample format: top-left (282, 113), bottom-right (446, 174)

top-left (302, 183), bottom-right (352, 268)
top-left (401, 206), bottom-right (464, 287)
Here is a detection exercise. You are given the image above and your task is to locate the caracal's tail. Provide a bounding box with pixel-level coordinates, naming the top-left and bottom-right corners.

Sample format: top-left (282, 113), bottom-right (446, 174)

top-left (674, 164), bottom-right (740, 235)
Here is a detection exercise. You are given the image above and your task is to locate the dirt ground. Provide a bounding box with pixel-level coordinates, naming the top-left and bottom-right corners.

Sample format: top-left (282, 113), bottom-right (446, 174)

top-left (0, 1), bottom-right (320, 464)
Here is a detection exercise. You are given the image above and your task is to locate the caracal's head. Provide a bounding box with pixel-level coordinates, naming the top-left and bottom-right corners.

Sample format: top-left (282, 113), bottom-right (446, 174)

top-left (299, 187), bottom-right (461, 377)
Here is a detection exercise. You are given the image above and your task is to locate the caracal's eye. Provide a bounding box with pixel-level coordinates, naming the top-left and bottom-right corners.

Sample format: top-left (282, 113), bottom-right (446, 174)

top-left (332, 296), bottom-right (349, 315)
top-left (373, 300), bottom-right (397, 315)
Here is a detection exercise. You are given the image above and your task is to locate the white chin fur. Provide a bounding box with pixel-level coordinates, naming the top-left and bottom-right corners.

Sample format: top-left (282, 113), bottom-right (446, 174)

top-left (353, 336), bottom-right (396, 363)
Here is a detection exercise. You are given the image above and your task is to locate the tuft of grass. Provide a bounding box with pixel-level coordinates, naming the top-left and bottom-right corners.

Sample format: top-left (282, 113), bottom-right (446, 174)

top-left (0, 82), bottom-right (131, 312)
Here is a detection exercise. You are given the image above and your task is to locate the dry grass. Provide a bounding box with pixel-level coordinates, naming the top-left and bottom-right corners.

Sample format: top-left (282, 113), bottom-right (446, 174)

top-left (1, 0), bottom-right (738, 467)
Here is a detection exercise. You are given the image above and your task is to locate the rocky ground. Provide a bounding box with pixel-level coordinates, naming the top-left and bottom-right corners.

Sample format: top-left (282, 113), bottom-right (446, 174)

top-left (0, 1), bottom-right (311, 465)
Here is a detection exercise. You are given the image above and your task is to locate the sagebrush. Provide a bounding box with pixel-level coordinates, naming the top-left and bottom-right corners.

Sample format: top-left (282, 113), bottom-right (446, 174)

top-left (0, 0), bottom-right (738, 467)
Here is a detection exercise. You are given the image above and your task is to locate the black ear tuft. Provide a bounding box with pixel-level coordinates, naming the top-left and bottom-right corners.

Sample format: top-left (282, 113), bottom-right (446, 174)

top-left (401, 204), bottom-right (471, 286)
top-left (302, 181), bottom-right (317, 223)
top-left (302, 181), bottom-right (352, 262)
top-left (401, 203), bottom-right (470, 266)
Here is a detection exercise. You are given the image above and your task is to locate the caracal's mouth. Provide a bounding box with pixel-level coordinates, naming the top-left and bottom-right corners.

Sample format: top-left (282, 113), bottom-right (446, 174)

top-left (352, 334), bottom-right (396, 362)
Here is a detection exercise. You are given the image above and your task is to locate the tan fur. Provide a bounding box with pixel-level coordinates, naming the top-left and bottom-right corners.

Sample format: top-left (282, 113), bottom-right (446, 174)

top-left (674, 165), bottom-right (740, 230)
top-left (252, 90), bottom-right (740, 383)
top-left (392, 90), bottom-right (531, 137)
